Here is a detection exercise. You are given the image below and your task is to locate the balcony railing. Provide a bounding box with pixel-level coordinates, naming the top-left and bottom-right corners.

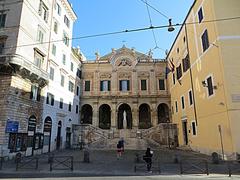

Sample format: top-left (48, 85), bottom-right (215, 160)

top-left (0, 54), bottom-right (49, 86)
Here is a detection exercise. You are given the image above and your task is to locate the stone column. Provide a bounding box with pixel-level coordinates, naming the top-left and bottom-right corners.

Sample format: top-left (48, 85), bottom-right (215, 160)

top-left (132, 103), bottom-right (139, 129)
top-left (151, 103), bottom-right (158, 126)
top-left (132, 69), bottom-right (138, 96)
top-left (92, 103), bottom-right (99, 127)
top-left (111, 105), bottom-right (117, 130)
top-left (150, 69), bottom-right (156, 95)
top-left (111, 70), bottom-right (117, 96)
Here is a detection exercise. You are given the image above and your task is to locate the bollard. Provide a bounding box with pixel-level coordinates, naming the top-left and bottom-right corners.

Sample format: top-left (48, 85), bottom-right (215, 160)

top-left (135, 153), bottom-right (140, 163)
top-left (205, 161), bottom-right (209, 175)
top-left (71, 156), bottom-right (73, 171)
top-left (83, 149), bottom-right (90, 163)
top-left (0, 157), bottom-right (3, 170)
top-left (228, 161), bottom-right (232, 177)
top-left (179, 161), bottom-right (183, 174)
top-left (36, 158), bottom-right (39, 170)
top-left (15, 153), bottom-right (22, 171)
top-left (49, 156), bottom-right (54, 171)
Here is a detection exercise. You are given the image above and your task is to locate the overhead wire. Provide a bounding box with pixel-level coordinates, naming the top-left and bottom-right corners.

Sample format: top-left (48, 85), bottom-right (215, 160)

top-left (144, 0), bottom-right (162, 52)
top-left (1, 16), bottom-right (240, 51)
top-left (139, 0), bottom-right (169, 20)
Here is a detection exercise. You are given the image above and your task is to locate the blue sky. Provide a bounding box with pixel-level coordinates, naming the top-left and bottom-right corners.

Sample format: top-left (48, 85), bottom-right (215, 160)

top-left (68, 0), bottom-right (194, 59)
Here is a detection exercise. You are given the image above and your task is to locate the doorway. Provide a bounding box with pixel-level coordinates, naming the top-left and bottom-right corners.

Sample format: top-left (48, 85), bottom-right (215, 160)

top-left (66, 127), bottom-right (71, 149)
top-left (56, 121), bottom-right (62, 150)
top-left (182, 120), bottom-right (188, 145)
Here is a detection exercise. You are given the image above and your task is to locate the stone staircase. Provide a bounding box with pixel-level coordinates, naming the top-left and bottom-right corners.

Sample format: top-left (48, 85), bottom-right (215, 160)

top-left (89, 137), bottom-right (161, 150)
top-left (72, 123), bottom-right (178, 150)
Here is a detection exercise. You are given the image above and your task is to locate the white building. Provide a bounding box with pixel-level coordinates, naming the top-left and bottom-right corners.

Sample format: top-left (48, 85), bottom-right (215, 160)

top-left (0, 0), bottom-right (82, 157)
top-left (39, 0), bottom-right (81, 153)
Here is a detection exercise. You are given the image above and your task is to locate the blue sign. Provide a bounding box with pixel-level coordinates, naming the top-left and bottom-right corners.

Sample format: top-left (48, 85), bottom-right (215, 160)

top-left (5, 120), bottom-right (19, 133)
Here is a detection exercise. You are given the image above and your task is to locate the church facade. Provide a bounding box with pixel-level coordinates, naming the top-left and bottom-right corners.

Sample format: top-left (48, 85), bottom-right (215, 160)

top-left (80, 46), bottom-right (172, 138)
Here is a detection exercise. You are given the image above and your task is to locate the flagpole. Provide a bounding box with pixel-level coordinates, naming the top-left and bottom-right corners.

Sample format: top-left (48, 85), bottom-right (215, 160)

top-left (184, 23), bottom-right (198, 126)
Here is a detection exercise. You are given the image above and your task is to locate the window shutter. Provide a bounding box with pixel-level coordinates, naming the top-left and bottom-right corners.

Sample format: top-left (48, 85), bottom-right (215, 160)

top-left (38, 1), bottom-right (42, 16)
top-left (100, 81), bottom-right (103, 91)
top-left (30, 86), bottom-right (33, 99)
top-left (108, 81), bottom-right (111, 91)
top-left (127, 80), bottom-right (130, 90)
top-left (119, 81), bottom-right (122, 91)
top-left (46, 10), bottom-right (49, 22)
top-left (46, 93), bottom-right (49, 104)
top-left (37, 88), bottom-right (41, 101)
top-left (51, 95), bottom-right (54, 106)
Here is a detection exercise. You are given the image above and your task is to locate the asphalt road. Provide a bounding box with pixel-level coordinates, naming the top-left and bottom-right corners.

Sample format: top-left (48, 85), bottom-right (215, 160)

top-left (1, 174), bottom-right (239, 180)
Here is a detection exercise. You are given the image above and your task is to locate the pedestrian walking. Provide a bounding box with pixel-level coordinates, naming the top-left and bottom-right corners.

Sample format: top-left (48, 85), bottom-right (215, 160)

top-left (117, 141), bottom-right (122, 159)
top-left (119, 137), bottom-right (125, 153)
top-left (143, 147), bottom-right (153, 172)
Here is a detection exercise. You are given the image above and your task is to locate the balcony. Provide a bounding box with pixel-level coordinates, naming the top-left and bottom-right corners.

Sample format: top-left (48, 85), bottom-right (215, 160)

top-left (0, 54), bottom-right (49, 87)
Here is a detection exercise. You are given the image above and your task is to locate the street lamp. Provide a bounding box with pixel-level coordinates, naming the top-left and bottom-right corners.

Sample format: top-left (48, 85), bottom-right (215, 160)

top-left (168, 19), bottom-right (175, 32)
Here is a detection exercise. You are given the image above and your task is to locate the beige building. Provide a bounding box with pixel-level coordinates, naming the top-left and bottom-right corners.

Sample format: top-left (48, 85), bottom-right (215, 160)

top-left (167, 0), bottom-right (240, 159)
top-left (80, 46), bottom-right (173, 141)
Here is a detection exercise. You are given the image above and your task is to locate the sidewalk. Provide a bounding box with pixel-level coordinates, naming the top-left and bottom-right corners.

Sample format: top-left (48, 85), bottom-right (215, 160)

top-left (0, 148), bottom-right (239, 178)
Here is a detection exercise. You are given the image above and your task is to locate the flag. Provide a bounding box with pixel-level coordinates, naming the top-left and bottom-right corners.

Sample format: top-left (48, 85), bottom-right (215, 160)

top-left (168, 58), bottom-right (175, 72)
top-left (165, 66), bottom-right (171, 79)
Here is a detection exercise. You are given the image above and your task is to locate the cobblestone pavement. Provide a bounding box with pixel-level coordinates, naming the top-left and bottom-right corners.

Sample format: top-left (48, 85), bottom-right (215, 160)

top-left (0, 148), bottom-right (240, 179)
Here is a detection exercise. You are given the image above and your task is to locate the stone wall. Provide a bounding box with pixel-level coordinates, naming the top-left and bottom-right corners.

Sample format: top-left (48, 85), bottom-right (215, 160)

top-left (0, 74), bottom-right (44, 146)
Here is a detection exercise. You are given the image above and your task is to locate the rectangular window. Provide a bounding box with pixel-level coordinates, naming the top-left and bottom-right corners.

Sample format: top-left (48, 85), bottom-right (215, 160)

top-left (207, 76), bottom-right (214, 96)
top-left (140, 80), bottom-right (147, 91)
top-left (57, 3), bottom-right (61, 16)
top-left (63, 32), bottom-right (69, 46)
top-left (52, 44), bottom-right (56, 56)
top-left (175, 101), bottom-right (178, 113)
top-left (119, 80), bottom-right (130, 91)
top-left (46, 93), bottom-right (54, 106)
top-left (60, 75), bottom-right (64, 87)
top-left (198, 7), bottom-right (203, 23)
top-left (76, 105), bottom-right (79, 114)
top-left (100, 80), bottom-right (111, 91)
top-left (34, 51), bottom-right (44, 68)
top-left (189, 90), bottom-right (193, 105)
top-left (0, 13), bottom-right (6, 28)
top-left (62, 54), bottom-right (66, 65)
top-left (37, 26), bottom-right (44, 43)
top-left (182, 54), bottom-right (190, 72)
top-left (76, 69), bottom-right (81, 78)
top-left (159, 79), bottom-right (165, 90)
top-left (70, 62), bottom-right (74, 71)
top-left (53, 21), bottom-right (58, 34)
top-left (68, 102), bottom-right (72, 112)
top-left (64, 15), bottom-right (70, 27)
top-left (85, 81), bottom-right (90, 91)
top-left (76, 86), bottom-right (79, 96)
top-left (38, 1), bottom-right (48, 23)
top-left (59, 98), bottom-right (63, 109)
top-left (181, 96), bottom-right (185, 109)
top-left (201, 29), bottom-right (209, 52)
top-left (68, 81), bottom-right (74, 92)
top-left (176, 64), bottom-right (182, 80)
top-left (30, 85), bottom-right (41, 101)
top-left (49, 67), bottom-right (54, 80)
top-left (192, 121), bottom-right (197, 135)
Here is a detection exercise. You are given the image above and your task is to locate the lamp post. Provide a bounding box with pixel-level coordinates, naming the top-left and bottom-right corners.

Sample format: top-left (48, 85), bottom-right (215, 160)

top-left (167, 20), bottom-right (198, 126)
top-left (218, 125), bottom-right (225, 160)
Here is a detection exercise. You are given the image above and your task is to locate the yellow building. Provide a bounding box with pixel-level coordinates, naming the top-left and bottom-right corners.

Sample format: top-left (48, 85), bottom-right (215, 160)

top-left (167, 0), bottom-right (240, 159)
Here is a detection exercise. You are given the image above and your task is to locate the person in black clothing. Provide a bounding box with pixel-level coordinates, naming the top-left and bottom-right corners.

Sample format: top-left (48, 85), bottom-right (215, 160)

top-left (143, 147), bottom-right (153, 172)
